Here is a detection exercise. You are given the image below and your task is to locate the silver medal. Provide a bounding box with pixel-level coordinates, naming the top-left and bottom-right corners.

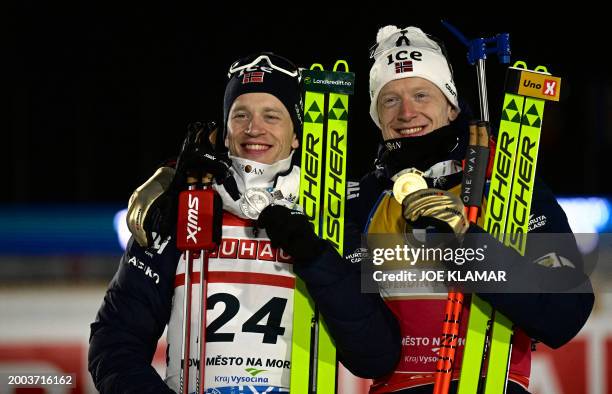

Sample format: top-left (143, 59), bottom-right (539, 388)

top-left (239, 188), bottom-right (273, 219)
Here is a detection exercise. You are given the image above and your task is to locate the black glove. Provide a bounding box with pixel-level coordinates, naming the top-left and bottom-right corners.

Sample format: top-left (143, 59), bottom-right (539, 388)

top-left (257, 205), bottom-right (327, 262)
top-left (127, 121), bottom-right (232, 247)
top-left (174, 121), bottom-right (232, 184)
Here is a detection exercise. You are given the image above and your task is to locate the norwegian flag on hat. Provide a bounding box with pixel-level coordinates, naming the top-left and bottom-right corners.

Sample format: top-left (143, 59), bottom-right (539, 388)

top-left (242, 71), bottom-right (264, 84)
top-left (395, 60), bottom-right (413, 74)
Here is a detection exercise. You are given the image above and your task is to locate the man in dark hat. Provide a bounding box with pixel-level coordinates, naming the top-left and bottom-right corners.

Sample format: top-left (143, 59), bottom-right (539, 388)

top-left (89, 52), bottom-right (306, 394)
top-left (88, 52), bottom-right (399, 394)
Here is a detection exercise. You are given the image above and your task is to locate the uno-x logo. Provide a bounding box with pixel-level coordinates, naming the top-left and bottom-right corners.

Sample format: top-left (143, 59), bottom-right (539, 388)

top-left (543, 79), bottom-right (557, 96)
top-left (186, 194), bottom-right (201, 244)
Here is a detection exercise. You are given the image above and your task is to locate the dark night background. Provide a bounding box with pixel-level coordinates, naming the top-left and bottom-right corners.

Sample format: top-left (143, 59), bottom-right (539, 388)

top-left (5, 4), bottom-right (611, 204)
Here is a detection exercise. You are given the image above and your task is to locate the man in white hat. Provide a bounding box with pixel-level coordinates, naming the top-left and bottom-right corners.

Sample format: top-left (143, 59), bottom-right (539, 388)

top-left (343, 25), bottom-right (594, 393)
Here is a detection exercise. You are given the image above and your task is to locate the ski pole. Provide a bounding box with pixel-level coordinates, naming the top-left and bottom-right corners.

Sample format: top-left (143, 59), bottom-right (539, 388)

top-left (434, 121), bottom-right (490, 394)
top-left (441, 20), bottom-right (510, 122)
top-left (178, 204), bottom-right (193, 394)
top-left (176, 173), bottom-right (222, 394)
top-left (434, 122), bottom-right (475, 393)
top-left (433, 21), bottom-right (509, 394)
top-left (196, 243), bottom-right (208, 394)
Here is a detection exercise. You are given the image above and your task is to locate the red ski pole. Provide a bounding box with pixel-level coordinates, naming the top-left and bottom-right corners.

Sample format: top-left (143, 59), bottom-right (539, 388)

top-left (176, 175), bottom-right (222, 394)
top-left (434, 122), bottom-right (490, 394)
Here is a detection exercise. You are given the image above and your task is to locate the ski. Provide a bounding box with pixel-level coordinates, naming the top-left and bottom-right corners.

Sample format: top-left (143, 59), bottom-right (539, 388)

top-left (292, 61), bottom-right (354, 393)
top-left (458, 91), bottom-right (527, 394)
top-left (291, 64), bottom-right (325, 394)
top-left (458, 62), bottom-right (561, 394)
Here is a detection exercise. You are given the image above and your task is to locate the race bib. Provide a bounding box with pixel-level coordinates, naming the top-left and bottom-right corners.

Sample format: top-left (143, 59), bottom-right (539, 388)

top-left (166, 213), bottom-right (295, 393)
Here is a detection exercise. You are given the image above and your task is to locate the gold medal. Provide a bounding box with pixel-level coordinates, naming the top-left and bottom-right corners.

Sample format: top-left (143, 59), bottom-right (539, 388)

top-left (392, 169), bottom-right (428, 205)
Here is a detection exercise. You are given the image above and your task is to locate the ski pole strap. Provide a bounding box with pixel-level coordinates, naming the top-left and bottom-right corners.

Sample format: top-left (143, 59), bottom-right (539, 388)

top-left (292, 62), bottom-right (354, 394)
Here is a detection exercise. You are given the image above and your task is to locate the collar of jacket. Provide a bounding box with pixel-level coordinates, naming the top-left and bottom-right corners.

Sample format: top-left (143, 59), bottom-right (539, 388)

top-left (373, 119), bottom-right (469, 190)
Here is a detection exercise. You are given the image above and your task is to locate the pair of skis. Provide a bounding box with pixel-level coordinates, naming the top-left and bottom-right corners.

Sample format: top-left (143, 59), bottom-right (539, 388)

top-left (433, 61), bottom-right (562, 393)
top-left (457, 62), bottom-right (561, 394)
top-left (291, 61), bottom-right (355, 393)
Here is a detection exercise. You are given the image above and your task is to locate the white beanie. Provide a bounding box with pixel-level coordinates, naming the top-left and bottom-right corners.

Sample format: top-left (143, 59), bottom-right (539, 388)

top-left (369, 26), bottom-right (460, 128)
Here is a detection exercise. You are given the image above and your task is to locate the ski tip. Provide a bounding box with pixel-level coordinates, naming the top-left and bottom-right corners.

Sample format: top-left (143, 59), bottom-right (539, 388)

top-left (512, 60), bottom-right (528, 69)
top-left (310, 63), bottom-right (324, 71)
top-left (511, 60), bottom-right (551, 75)
top-left (333, 60), bottom-right (349, 72)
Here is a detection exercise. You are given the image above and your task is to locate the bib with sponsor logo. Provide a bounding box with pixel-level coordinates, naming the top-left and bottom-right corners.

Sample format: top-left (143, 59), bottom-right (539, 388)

top-left (367, 186), bottom-right (531, 393)
top-left (166, 212), bottom-right (294, 394)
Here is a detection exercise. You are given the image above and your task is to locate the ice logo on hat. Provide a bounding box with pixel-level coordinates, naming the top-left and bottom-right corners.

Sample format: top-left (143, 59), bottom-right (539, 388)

top-left (368, 26), bottom-right (460, 128)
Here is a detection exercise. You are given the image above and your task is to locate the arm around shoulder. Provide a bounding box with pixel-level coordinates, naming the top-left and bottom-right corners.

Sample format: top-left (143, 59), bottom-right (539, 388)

top-left (88, 237), bottom-right (180, 393)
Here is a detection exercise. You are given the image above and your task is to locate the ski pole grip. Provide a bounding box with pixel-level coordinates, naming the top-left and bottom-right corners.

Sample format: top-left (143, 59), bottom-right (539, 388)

top-left (461, 122), bottom-right (489, 207)
top-left (441, 20), bottom-right (510, 65)
top-left (186, 173), bottom-right (214, 185)
top-left (176, 189), bottom-right (222, 251)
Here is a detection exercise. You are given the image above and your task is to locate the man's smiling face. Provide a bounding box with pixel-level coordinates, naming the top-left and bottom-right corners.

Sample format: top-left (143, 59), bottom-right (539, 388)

top-left (225, 92), bottom-right (299, 164)
top-left (377, 77), bottom-right (458, 141)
